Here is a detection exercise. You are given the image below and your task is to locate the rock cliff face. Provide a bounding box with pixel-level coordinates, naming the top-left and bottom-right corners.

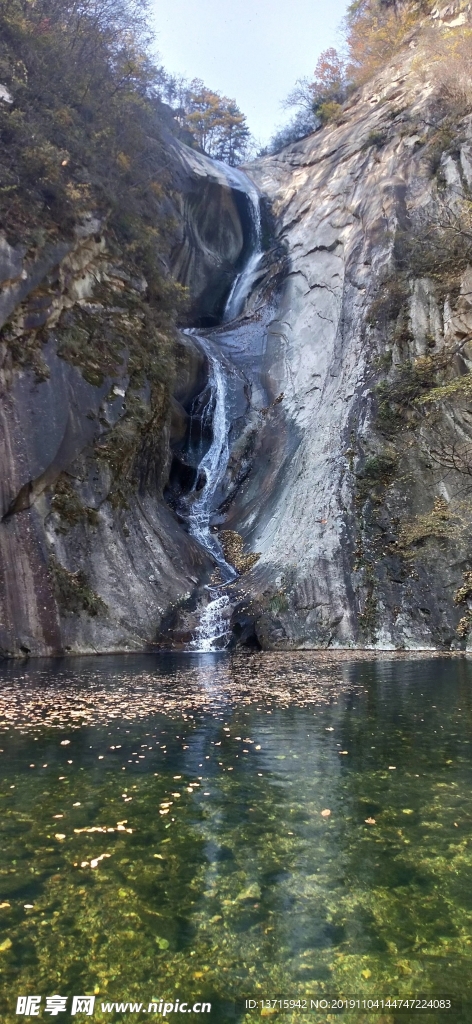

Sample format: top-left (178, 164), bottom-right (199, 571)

top-left (3, 3), bottom-right (472, 655)
top-left (0, 138), bottom-right (249, 656)
top-left (225, 4), bottom-right (472, 650)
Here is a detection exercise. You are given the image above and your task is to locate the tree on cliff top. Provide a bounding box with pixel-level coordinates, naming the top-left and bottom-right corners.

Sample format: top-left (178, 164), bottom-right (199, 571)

top-left (266, 0), bottom-right (436, 153)
top-left (185, 86), bottom-right (251, 165)
top-left (264, 47), bottom-right (348, 154)
top-left (154, 73), bottom-right (252, 165)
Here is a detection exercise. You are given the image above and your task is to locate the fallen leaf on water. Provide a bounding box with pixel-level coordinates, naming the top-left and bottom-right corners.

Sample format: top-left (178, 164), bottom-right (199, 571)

top-left (0, 938), bottom-right (12, 952)
top-left (402, 809), bottom-right (414, 815)
top-left (365, 818), bottom-right (376, 825)
top-left (54, 833), bottom-right (66, 840)
top-left (0, 903), bottom-right (11, 910)
top-left (90, 853), bottom-right (111, 869)
top-left (321, 809), bottom-right (331, 817)
top-left (361, 968), bottom-right (372, 979)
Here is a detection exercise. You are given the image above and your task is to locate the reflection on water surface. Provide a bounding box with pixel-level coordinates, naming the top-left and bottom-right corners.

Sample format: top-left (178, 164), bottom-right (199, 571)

top-left (0, 652), bottom-right (471, 1023)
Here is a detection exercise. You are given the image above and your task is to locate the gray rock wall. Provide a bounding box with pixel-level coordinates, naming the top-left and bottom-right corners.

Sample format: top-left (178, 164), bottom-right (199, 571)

top-left (227, 25), bottom-right (472, 650)
top-left (0, 139), bottom-right (246, 656)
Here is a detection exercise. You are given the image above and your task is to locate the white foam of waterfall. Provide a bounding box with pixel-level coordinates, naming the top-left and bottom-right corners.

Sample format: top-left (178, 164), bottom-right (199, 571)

top-left (192, 593), bottom-right (231, 652)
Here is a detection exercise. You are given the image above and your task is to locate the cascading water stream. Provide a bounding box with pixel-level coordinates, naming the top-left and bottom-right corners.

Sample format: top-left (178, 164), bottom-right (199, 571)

top-left (185, 334), bottom-right (235, 580)
top-left (221, 165), bottom-right (263, 324)
top-left (185, 168), bottom-right (262, 652)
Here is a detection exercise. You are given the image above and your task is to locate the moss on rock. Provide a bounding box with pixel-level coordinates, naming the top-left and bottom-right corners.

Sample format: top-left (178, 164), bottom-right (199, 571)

top-left (49, 556), bottom-right (107, 617)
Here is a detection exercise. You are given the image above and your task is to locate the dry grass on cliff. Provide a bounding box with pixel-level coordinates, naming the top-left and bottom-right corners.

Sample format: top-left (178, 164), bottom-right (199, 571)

top-left (420, 21), bottom-right (472, 113)
top-left (346, 1), bottom-right (425, 85)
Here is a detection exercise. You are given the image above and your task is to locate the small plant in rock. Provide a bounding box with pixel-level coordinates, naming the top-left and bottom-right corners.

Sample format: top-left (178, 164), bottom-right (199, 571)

top-left (398, 496), bottom-right (464, 551)
top-left (49, 556), bottom-right (107, 617)
top-left (362, 127), bottom-right (389, 150)
top-left (367, 275), bottom-right (409, 329)
top-left (267, 590), bottom-right (289, 614)
top-left (425, 122), bottom-right (459, 177)
top-left (317, 101), bottom-right (344, 126)
top-left (364, 451), bottom-right (397, 478)
top-left (376, 357), bottom-right (441, 429)
top-left (356, 447), bottom-right (399, 504)
top-left (416, 373), bottom-right (472, 406)
top-left (454, 570), bottom-right (472, 605)
top-left (454, 570), bottom-right (472, 639)
top-left (51, 475), bottom-right (99, 531)
top-left (395, 199), bottom-right (472, 284)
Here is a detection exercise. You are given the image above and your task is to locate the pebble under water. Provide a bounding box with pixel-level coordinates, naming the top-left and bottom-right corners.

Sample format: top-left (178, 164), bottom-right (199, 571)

top-left (0, 652), bottom-right (471, 1023)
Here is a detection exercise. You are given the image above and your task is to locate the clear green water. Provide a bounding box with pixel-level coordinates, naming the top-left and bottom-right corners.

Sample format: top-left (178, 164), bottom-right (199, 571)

top-left (0, 652), bottom-right (471, 1023)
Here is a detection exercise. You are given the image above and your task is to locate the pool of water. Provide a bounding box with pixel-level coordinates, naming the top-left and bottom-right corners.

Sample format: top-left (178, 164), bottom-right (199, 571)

top-left (0, 652), bottom-right (471, 1023)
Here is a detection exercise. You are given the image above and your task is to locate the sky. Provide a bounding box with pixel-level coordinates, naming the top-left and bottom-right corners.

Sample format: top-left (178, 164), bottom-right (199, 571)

top-left (151, 0), bottom-right (349, 146)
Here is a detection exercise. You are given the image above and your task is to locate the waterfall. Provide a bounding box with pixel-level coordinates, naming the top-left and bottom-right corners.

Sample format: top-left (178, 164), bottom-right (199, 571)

top-left (192, 593), bottom-right (231, 652)
top-left (184, 334), bottom-right (236, 583)
top-left (221, 166), bottom-right (263, 324)
top-left (182, 332), bottom-right (236, 652)
top-left (184, 168), bottom-right (261, 651)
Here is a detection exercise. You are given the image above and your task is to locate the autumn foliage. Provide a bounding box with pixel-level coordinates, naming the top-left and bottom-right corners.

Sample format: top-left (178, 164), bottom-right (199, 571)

top-left (345, 0), bottom-right (424, 83)
top-left (156, 74), bottom-right (252, 165)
